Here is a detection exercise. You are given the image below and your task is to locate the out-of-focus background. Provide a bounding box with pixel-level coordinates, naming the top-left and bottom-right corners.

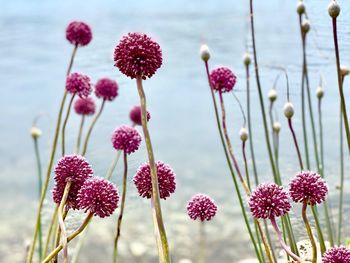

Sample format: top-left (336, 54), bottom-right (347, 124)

top-left (1, 0), bottom-right (350, 262)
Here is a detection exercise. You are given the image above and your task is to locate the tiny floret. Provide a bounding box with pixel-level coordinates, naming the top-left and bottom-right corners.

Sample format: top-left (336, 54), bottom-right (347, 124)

top-left (268, 89), bottom-right (277, 102)
top-left (95, 78), bottom-right (118, 101)
top-left (328, 1), bottom-right (340, 18)
top-left (187, 194), bottom-right (217, 221)
top-left (114, 32), bottom-right (162, 79)
top-left (316, 86), bottom-right (324, 99)
top-left (31, 126), bottom-right (42, 139)
top-left (239, 127), bottom-right (249, 142)
top-left (111, 125), bottom-right (142, 154)
top-left (249, 183), bottom-right (291, 219)
top-left (322, 246), bottom-right (350, 263)
top-left (243, 52), bottom-right (251, 66)
top-left (77, 177), bottom-right (119, 218)
top-left (66, 21), bottom-right (92, 46)
top-left (129, 105), bottom-right (151, 126)
top-left (74, 97), bottom-right (96, 116)
top-left (66, 73), bottom-right (92, 98)
top-left (200, 44), bottom-right (210, 62)
top-left (284, 102), bottom-right (294, 119)
top-left (210, 67), bottom-right (237, 93)
top-left (134, 161), bottom-right (176, 200)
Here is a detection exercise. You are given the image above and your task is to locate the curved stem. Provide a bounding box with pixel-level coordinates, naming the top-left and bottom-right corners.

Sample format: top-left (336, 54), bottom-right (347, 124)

top-left (302, 201), bottom-right (317, 263)
top-left (43, 206), bottom-right (59, 257)
top-left (106, 151), bottom-right (122, 180)
top-left (113, 152), bottom-right (128, 263)
top-left (81, 99), bottom-right (106, 156)
top-left (242, 141), bottom-right (251, 191)
top-left (136, 76), bottom-right (170, 263)
top-left (61, 94), bottom-right (76, 156)
top-left (75, 116), bottom-right (85, 154)
top-left (270, 217), bottom-right (302, 262)
top-left (311, 207), bottom-right (326, 254)
top-left (287, 118), bottom-right (304, 170)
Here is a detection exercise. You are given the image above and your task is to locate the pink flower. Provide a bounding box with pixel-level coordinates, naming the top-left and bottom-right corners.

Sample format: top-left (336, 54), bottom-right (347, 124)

top-left (249, 183), bottom-right (291, 219)
top-left (133, 161), bottom-right (176, 199)
top-left (289, 171), bottom-right (328, 206)
top-left (94, 78), bottom-right (118, 101)
top-left (129, 105), bottom-right (151, 126)
top-left (187, 194), bottom-right (217, 221)
top-left (74, 97), bottom-right (96, 116)
top-left (66, 21), bottom-right (92, 46)
top-left (114, 32), bottom-right (162, 79)
top-left (77, 177), bottom-right (119, 218)
top-left (66, 72), bottom-right (92, 98)
top-left (210, 67), bottom-right (237, 93)
top-left (111, 125), bottom-right (142, 154)
top-left (52, 155), bottom-right (93, 209)
top-left (322, 246), bottom-right (350, 263)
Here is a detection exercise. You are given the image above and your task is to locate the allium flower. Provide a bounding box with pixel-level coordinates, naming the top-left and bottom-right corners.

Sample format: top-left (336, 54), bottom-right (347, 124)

top-left (289, 171), bottom-right (328, 206)
top-left (187, 194), bottom-right (217, 221)
top-left (66, 21), bottom-right (92, 46)
top-left (77, 177), bottom-right (119, 218)
top-left (210, 67), bottom-right (237, 93)
top-left (111, 125), bottom-right (142, 154)
top-left (133, 161), bottom-right (176, 199)
top-left (94, 78), bottom-right (118, 101)
top-left (52, 155), bottom-right (93, 209)
top-left (114, 32), bottom-right (162, 79)
top-left (66, 72), bottom-right (92, 98)
top-left (322, 246), bottom-right (350, 263)
top-left (129, 105), bottom-right (151, 126)
top-left (74, 97), bottom-right (96, 116)
top-left (249, 183), bottom-right (291, 219)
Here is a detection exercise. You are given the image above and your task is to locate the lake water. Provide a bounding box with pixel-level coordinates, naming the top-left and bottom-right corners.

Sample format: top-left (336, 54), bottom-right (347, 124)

top-left (1, 0), bottom-right (350, 262)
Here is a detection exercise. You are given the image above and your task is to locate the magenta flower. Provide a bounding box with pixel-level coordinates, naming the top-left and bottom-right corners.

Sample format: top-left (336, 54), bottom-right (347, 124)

top-left (114, 32), bottom-right (162, 79)
top-left (322, 246), bottom-right (350, 263)
top-left (66, 72), bottom-right (92, 98)
top-left (289, 171), bottom-right (328, 206)
top-left (94, 78), bottom-right (118, 101)
top-left (129, 105), bottom-right (151, 126)
top-left (111, 125), bottom-right (142, 154)
top-left (210, 67), bottom-right (237, 93)
top-left (74, 97), bottom-right (96, 116)
top-left (52, 155), bottom-right (93, 209)
top-left (133, 161), bottom-right (176, 199)
top-left (187, 194), bottom-right (217, 221)
top-left (77, 177), bottom-right (119, 218)
top-left (249, 183), bottom-right (291, 219)
top-left (66, 21), bottom-right (92, 46)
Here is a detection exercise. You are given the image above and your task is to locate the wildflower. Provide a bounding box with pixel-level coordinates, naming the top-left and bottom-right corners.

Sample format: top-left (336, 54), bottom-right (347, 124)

top-left (284, 102), bottom-right (295, 119)
top-left (322, 246), bottom-right (350, 263)
top-left (66, 72), bottom-right (92, 98)
top-left (187, 194), bottom-right (217, 221)
top-left (210, 67), bottom-right (237, 93)
top-left (66, 21), bottom-right (92, 46)
top-left (129, 105), bottom-right (151, 126)
top-left (95, 78), bottom-right (118, 101)
top-left (200, 44), bottom-right (210, 62)
top-left (111, 125), bottom-right (142, 154)
top-left (74, 97), bottom-right (96, 116)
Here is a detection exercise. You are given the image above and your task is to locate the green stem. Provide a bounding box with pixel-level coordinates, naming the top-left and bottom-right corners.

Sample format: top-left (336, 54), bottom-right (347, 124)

top-left (199, 221), bottom-right (206, 263)
top-left (61, 94), bottom-right (76, 156)
top-left (338, 100), bottom-right (344, 245)
top-left (136, 76), bottom-right (170, 263)
top-left (302, 201), bottom-right (317, 263)
top-left (311, 207), bottom-right (326, 254)
top-left (106, 151), bottom-right (122, 180)
top-left (43, 206), bottom-right (58, 257)
top-left (75, 116), bottom-right (85, 154)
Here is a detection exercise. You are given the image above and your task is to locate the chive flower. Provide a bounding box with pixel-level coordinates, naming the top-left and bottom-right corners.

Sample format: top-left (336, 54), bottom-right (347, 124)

top-left (322, 246), bottom-right (350, 263)
top-left (66, 72), bottom-right (92, 98)
top-left (210, 67), bottom-right (237, 93)
top-left (95, 78), bottom-right (118, 101)
top-left (129, 105), bottom-right (151, 126)
top-left (66, 21), bottom-right (92, 46)
top-left (187, 194), bottom-right (217, 221)
top-left (111, 125), bottom-right (142, 154)
top-left (74, 97), bottom-right (96, 116)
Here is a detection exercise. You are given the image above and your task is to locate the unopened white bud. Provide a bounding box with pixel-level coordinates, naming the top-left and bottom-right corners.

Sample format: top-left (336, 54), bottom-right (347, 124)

top-left (31, 126), bottom-right (42, 139)
top-left (268, 89), bottom-right (278, 102)
top-left (239, 127), bottom-right (249, 142)
top-left (316, 86), bottom-right (324, 99)
top-left (328, 1), bottom-right (340, 18)
top-left (284, 102), bottom-right (294, 119)
top-left (340, 65), bottom-right (350, 76)
top-left (301, 20), bottom-right (311, 33)
top-left (200, 44), bottom-right (210, 62)
top-left (296, 1), bottom-right (306, 15)
top-left (273, 122), bottom-right (281, 133)
top-left (243, 53), bottom-right (251, 66)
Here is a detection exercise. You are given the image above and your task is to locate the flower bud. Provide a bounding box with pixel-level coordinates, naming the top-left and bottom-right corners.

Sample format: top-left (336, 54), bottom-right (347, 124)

top-left (268, 89), bottom-right (277, 102)
top-left (239, 127), bottom-right (249, 142)
top-left (273, 122), bottom-right (281, 133)
top-left (340, 65), bottom-right (350, 76)
top-left (328, 1), bottom-right (340, 18)
top-left (296, 1), bottom-right (305, 15)
top-left (243, 53), bottom-right (251, 66)
top-left (316, 86), bottom-right (324, 99)
top-left (284, 102), bottom-right (294, 119)
top-left (200, 44), bottom-right (210, 62)
top-left (31, 126), bottom-right (42, 139)
top-left (301, 20), bottom-right (310, 34)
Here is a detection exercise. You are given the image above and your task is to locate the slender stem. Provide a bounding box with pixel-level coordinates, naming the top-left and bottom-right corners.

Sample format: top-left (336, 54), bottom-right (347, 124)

top-left (61, 94), bottom-right (76, 156)
top-left (242, 141), bottom-right (251, 191)
top-left (75, 116), bottom-right (85, 154)
top-left (136, 76), bottom-right (170, 263)
top-left (338, 97), bottom-right (344, 245)
top-left (113, 152), bottom-right (128, 263)
top-left (106, 151), bottom-right (122, 180)
top-left (302, 201), bottom-right (317, 263)
top-left (43, 213), bottom-right (93, 263)
top-left (270, 217), bottom-right (302, 262)
top-left (311, 207), bottom-right (326, 254)
top-left (27, 45), bottom-right (78, 263)
top-left (198, 221), bottom-right (206, 263)
top-left (318, 95), bottom-right (324, 179)
top-left (81, 100), bottom-right (106, 156)
top-left (43, 206), bottom-right (59, 257)
top-left (287, 118), bottom-right (304, 170)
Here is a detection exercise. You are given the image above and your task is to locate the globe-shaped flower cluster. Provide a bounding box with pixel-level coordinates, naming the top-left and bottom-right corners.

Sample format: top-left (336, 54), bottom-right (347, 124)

top-left (322, 246), bottom-right (350, 263)
top-left (66, 72), bottom-right (92, 98)
top-left (66, 21), bottom-right (92, 47)
top-left (74, 97), bottom-right (96, 116)
top-left (94, 78), bottom-right (118, 101)
top-left (129, 105), bottom-right (151, 126)
top-left (210, 67), bottom-right (237, 93)
top-left (111, 125), bottom-right (142, 154)
top-left (187, 194), bottom-right (217, 221)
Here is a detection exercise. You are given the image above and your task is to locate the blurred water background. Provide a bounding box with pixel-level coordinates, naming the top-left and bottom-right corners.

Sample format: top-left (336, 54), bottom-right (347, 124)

top-left (1, 0), bottom-right (350, 262)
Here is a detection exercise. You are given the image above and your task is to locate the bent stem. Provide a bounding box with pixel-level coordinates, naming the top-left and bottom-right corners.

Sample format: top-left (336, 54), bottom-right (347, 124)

top-left (287, 118), bottom-right (304, 170)
top-left (270, 217), bottom-right (302, 262)
top-left (311, 207), bottom-right (326, 254)
top-left (81, 99), bottom-right (106, 156)
top-left (136, 76), bottom-right (170, 263)
top-left (61, 94), bottom-right (76, 156)
top-left (113, 152), bottom-right (128, 263)
top-left (302, 201), bottom-right (317, 263)
top-left (75, 115), bottom-right (85, 154)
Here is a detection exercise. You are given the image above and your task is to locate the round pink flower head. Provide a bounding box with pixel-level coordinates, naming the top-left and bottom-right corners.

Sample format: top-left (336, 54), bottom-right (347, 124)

top-left (289, 171), bottom-right (328, 206)
top-left (249, 183), bottom-right (291, 219)
top-left (133, 161), bottom-right (176, 199)
top-left (111, 125), bottom-right (142, 154)
top-left (74, 97), bottom-right (96, 116)
top-left (94, 78), bottom-right (118, 101)
top-left (52, 155), bottom-right (93, 209)
top-left (129, 105), bottom-right (151, 126)
top-left (210, 67), bottom-right (237, 93)
top-left (322, 246), bottom-right (350, 263)
top-left (77, 177), bottom-right (119, 218)
top-left (66, 21), bottom-right (92, 46)
top-left (66, 72), bottom-right (92, 98)
top-left (187, 194), bottom-right (217, 222)
top-left (114, 32), bottom-right (162, 79)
